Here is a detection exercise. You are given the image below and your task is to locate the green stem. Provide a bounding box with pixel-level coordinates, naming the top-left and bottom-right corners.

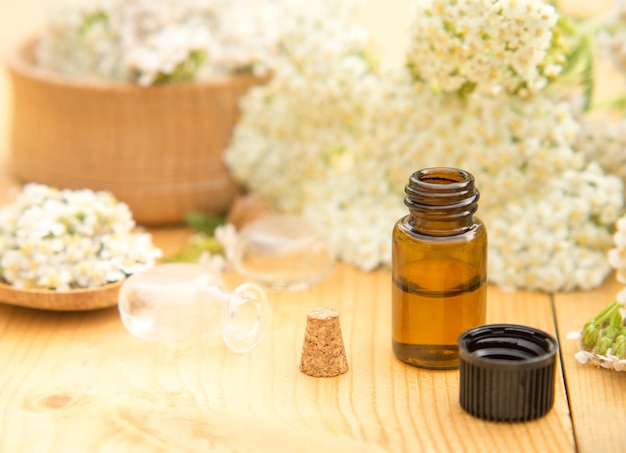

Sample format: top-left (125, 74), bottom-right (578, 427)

top-left (581, 301), bottom-right (620, 350)
top-left (609, 307), bottom-right (623, 331)
top-left (592, 300), bottom-right (620, 326)
top-left (590, 96), bottom-right (626, 112)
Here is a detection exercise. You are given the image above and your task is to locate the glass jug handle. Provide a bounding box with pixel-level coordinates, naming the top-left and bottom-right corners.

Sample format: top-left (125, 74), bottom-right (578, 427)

top-left (223, 282), bottom-right (269, 353)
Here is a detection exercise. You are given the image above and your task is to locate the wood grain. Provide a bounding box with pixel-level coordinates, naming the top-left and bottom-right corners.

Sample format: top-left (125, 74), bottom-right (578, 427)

top-left (0, 241), bottom-right (575, 452)
top-left (554, 274), bottom-right (626, 453)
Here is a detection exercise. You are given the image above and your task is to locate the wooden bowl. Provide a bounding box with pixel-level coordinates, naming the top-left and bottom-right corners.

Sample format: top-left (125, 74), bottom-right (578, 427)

top-left (5, 36), bottom-right (266, 225)
top-left (0, 280), bottom-right (123, 311)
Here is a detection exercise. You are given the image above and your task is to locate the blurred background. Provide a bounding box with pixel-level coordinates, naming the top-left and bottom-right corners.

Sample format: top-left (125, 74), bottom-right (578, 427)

top-left (0, 0), bottom-right (616, 198)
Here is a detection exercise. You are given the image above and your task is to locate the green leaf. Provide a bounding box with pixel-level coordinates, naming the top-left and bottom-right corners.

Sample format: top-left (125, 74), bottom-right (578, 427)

top-left (154, 49), bottom-right (207, 85)
top-left (184, 212), bottom-right (225, 235)
top-left (165, 233), bottom-right (223, 263)
top-left (79, 11), bottom-right (108, 36)
top-left (551, 24), bottom-right (595, 111)
top-left (591, 96), bottom-right (626, 112)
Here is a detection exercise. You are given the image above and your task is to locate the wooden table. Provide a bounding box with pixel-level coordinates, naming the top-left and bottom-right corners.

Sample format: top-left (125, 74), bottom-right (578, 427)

top-left (0, 231), bottom-right (624, 452)
top-left (1, 0), bottom-right (625, 451)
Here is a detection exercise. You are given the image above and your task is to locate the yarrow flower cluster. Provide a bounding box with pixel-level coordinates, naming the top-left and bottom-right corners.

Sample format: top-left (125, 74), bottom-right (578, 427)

top-left (0, 184), bottom-right (162, 290)
top-left (573, 214), bottom-right (626, 371)
top-left (597, 0), bottom-right (626, 75)
top-left (225, 0), bottom-right (625, 291)
top-left (576, 117), bottom-right (626, 200)
top-left (36, 0), bottom-right (280, 85)
top-left (573, 291), bottom-right (626, 372)
top-left (608, 214), bottom-right (626, 284)
top-left (406, 0), bottom-right (563, 96)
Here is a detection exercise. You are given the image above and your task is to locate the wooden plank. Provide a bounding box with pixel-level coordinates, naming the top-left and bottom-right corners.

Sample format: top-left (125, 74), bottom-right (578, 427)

top-left (0, 236), bottom-right (574, 452)
top-left (554, 274), bottom-right (626, 453)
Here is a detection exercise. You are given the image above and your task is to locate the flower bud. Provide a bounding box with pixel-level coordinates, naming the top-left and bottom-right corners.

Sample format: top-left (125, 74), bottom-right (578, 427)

top-left (595, 336), bottom-right (614, 356)
top-left (612, 335), bottom-right (626, 358)
top-left (581, 322), bottom-right (599, 350)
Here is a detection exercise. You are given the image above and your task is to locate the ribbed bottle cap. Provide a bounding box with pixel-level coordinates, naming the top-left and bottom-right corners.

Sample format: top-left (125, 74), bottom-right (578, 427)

top-left (458, 324), bottom-right (557, 422)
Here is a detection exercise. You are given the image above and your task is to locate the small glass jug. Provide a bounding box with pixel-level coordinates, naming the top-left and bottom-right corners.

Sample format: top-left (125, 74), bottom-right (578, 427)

top-left (118, 263), bottom-right (269, 353)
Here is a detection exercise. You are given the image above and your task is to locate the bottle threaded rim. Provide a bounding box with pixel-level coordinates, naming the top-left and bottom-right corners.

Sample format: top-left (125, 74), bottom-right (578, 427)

top-left (405, 167), bottom-right (479, 215)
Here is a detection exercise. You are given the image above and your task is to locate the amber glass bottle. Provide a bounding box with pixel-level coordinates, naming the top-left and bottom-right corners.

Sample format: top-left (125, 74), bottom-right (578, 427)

top-left (392, 167), bottom-right (487, 370)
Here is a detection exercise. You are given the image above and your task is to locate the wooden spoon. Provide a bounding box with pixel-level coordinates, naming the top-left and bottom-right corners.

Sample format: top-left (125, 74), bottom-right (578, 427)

top-left (0, 280), bottom-right (123, 311)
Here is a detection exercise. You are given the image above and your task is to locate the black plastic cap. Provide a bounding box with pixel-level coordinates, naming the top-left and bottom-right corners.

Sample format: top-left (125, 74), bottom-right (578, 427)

top-left (458, 324), bottom-right (557, 422)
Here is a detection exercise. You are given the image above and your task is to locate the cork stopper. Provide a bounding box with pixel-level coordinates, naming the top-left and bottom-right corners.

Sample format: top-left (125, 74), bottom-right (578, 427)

top-left (299, 307), bottom-right (349, 377)
top-left (226, 194), bottom-right (274, 229)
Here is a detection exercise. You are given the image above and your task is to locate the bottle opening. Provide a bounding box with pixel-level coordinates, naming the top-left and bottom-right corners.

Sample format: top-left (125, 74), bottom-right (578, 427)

top-left (415, 167), bottom-right (472, 187)
top-left (403, 167), bottom-right (480, 232)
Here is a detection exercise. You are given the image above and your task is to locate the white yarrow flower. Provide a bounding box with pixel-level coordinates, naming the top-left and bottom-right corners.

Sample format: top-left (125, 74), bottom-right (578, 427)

top-left (223, 0), bottom-right (625, 292)
top-left (609, 215), bottom-right (626, 284)
top-left (0, 183), bottom-right (162, 290)
top-left (406, 0), bottom-right (561, 97)
top-left (36, 0), bottom-right (281, 85)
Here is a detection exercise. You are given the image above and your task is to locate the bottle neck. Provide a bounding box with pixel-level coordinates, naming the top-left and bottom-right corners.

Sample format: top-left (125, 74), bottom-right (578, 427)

top-left (404, 167), bottom-right (479, 237)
